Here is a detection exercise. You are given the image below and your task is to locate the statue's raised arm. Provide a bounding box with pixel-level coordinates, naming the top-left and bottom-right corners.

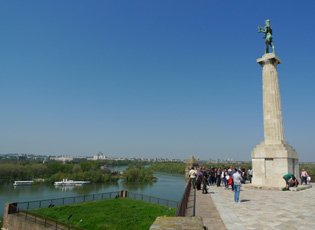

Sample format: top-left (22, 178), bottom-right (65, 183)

top-left (258, 25), bottom-right (265, 33)
top-left (258, 19), bottom-right (275, 54)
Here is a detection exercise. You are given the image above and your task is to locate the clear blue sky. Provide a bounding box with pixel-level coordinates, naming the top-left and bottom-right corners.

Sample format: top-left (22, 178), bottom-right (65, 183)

top-left (1, 1), bottom-right (314, 161)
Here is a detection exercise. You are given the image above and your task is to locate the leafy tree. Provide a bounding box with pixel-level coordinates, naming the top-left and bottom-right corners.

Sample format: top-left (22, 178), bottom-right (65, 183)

top-left (123, 166), bottom-right (155, 183)
top-left (72, 164), bottom-right (82, 174)
top-left (149, 162), bottom-right (185, 174)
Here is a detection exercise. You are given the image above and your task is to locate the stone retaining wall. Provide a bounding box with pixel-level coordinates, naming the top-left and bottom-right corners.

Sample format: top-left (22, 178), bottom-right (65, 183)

top-left (150, 216), bottom-right (204, 230)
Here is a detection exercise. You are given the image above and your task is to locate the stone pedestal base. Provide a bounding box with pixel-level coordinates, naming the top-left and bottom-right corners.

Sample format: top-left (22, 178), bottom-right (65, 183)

top-left (252, 141), bottom-right (299, 189)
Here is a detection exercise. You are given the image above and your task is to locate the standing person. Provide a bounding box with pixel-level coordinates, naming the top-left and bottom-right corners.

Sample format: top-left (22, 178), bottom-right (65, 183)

top-left (242, 168), bottom-right (247, 184)
top-left (202, 170), bottom-right (208, 194)
top-left (228, 167), bottom-right (235, 191)
top-left (222, 169), bottom-right (228, 188)
top-left (216, 168), bottom-right (222, 187)
top-left (232, 169), bottom-right (243, 204)
top-left (300, 169), bottom-right (309, 185)
top-left (227, 174), bottom-right (233, 190)
top-left (189, 167), bottom-right (197, 189)
top-left (210, 168), bottom-right (216, 185)
top-left (196, 169), bottom-right (203, 190)
top-left (247, 168), bottom-right (253, 183)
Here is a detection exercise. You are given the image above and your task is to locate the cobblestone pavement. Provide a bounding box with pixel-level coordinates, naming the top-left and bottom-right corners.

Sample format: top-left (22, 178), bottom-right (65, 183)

top-left (208, 183), bottom-right (315, 230)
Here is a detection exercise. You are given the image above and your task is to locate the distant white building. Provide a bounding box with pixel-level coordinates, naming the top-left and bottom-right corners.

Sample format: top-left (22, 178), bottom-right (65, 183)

top-left (51, 156), bottom-right (73, 162)
top-left (89, 152), bottom-right (110, 160)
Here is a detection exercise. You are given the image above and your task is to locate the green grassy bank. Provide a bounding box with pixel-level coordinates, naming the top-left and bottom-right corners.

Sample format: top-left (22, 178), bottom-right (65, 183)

top-left (31, 198), bottom-right (176, 230)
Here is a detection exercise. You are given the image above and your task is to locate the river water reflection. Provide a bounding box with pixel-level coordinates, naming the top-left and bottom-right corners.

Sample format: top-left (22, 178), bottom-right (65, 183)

top-left (0, 172), bottom-right (185, 216)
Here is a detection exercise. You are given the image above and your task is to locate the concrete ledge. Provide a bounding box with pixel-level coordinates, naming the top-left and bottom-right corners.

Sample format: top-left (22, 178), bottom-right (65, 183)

top-left (150, 216), bottom-right (204, 230)
top-left (289, 184), bottom-right (312, 191)
top-left (242, 184), bottom-right (283, 191)
top-left (243, 183), bottom-right (312, 192)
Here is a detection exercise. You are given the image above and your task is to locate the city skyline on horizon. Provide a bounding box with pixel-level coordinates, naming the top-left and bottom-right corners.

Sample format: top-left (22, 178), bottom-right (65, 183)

top-left (0, 151), bottom-right (244, 162)
top-left (1, 1), bottom-right (315, 162)
top-left (0, 151), bottom-right (260, 163)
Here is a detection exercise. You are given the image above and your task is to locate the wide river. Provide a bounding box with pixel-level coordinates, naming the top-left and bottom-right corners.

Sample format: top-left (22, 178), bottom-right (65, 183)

top-left (0, 172), bottom-right (185, 217)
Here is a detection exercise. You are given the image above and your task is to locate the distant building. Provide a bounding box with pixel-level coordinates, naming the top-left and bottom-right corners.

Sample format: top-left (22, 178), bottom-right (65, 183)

top-left (51, 156), bottom-right (73, 163)
top-left (88, 152), bottom-right (110, 161)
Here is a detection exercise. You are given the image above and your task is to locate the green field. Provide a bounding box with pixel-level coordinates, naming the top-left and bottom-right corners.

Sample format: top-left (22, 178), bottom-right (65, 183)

top-left (31, 198), bottom-right (176, 230)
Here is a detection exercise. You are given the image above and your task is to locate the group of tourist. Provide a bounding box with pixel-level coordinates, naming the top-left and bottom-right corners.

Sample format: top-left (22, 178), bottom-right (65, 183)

top-left (189, 166), bottom-right (252, 204)
top-left (189, 166), bottom-right (312, 202)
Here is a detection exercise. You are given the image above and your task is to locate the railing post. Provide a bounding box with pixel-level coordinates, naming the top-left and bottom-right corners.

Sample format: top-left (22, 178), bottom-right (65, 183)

top-left (193, 187), bottom-right (196, 216)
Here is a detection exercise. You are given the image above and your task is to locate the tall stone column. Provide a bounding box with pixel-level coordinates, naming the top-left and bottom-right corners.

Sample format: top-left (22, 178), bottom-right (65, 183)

top-left (252, 53), bottom-right (299, 189)
top-left (261, 55), bottom-right (284, 144)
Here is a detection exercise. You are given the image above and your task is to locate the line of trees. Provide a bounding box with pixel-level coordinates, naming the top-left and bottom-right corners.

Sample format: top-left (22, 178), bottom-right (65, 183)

top-left (149, 162), bottom-right (185, 174)
top-left (0, 160), bottom-right (122, 183)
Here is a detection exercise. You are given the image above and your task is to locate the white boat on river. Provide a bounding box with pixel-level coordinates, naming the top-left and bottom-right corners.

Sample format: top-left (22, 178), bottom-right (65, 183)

top-left (54, 179), bottom-right (90, 186)
top-left (13, 181), bottom-right (34, 186)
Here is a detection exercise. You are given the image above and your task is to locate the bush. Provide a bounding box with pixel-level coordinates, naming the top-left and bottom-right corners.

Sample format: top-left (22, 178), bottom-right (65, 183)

top-left (123, 166), bottom-right (155, 182)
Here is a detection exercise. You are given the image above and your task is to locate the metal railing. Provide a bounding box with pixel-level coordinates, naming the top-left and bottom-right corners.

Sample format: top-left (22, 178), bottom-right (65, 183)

top-left (17, 209), bottom-right (84, 230)
top-left (128, 191), bottom-right (178, 208)
top-left (6, 203), bottom-right (83, 230)
top-left (13, 191), bottom-right (178, 212)
top-left (176, 181), bottom-right (195, 216)
top-left (15, 191), bottom-right (120, 211)
top-left (7, 190), bottom-right (180, 229)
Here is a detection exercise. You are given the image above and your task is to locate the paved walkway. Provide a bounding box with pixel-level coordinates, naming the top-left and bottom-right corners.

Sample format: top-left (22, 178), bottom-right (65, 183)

top-left (194, 189), bottom-right (226, 230)
top-left (186, 186), bottom-right (226, 229)
top-left (201, 183), bottom-right (315, 230)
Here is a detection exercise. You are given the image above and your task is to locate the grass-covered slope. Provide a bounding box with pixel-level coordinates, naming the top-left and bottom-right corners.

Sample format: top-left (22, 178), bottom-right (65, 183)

top-left (32, 198), bottom-right (176, 230)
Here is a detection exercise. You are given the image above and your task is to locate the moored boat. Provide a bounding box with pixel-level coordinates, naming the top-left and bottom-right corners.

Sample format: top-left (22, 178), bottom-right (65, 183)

top-left (13, 181), bottom-right (34, 186)
top-left (54, 179), bottom-right (90, 186)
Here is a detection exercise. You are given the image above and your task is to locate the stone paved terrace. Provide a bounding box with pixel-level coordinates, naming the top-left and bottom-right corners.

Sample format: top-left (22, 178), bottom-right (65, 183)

top-left (195, 183), bottom-right (315, 230)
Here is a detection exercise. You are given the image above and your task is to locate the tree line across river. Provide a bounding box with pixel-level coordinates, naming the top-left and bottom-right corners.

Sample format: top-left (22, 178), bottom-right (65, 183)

top-left (0, 158), bottom-right (314, 184)
top-left (0, 159), bottom-right (185, 184)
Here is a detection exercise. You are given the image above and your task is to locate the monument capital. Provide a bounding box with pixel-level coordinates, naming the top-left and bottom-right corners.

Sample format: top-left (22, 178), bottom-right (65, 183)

top-left (257, 53), bottom-right (281, 66)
